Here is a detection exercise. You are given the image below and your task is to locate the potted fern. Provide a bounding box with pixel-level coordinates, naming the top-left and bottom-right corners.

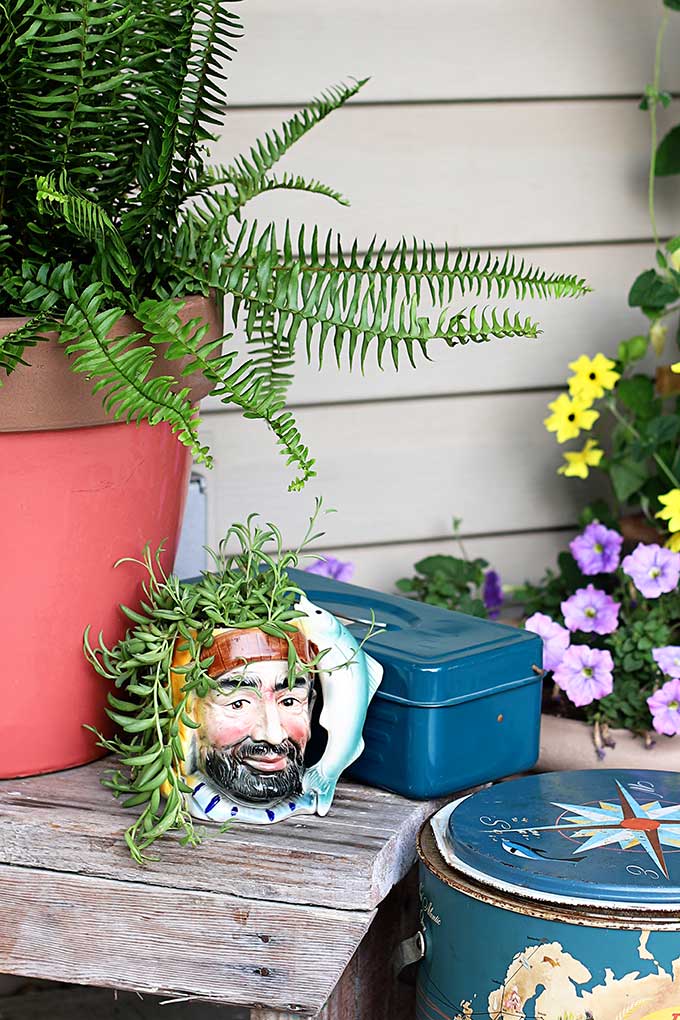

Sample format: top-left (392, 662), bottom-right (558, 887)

top-left (0, 1), bottom-right (588, 779)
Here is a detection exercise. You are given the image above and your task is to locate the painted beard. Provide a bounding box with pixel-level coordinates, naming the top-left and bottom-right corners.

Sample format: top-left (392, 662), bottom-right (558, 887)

top-left (204, 738), bottom-right (305, 806)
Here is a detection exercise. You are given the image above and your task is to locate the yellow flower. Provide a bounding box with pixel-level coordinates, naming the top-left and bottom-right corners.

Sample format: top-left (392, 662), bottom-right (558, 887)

top-left (666, 533), bottom-right (680, 553)
top-left (567, 354), bottom-right (620, 402)
top-left (671, 362), bottom-right (680, 374)
top-left (557, 439), bottom-right (604, 479)
top-left (656, 489), bottom-right (680, 533)
top-left (544, 393), bottom-right (599, 444)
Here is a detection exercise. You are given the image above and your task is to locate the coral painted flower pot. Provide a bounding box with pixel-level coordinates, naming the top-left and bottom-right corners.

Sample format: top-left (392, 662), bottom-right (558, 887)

top-left (0, 296), bottom-right (220, 778)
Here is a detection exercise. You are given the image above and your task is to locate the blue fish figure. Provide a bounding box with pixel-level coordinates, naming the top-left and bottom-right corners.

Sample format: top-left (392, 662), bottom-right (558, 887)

top-left (501, 838), bottom-right (586, 864)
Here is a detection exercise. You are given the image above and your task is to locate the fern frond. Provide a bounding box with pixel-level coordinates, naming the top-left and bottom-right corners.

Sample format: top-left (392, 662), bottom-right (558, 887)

top-left (35, 170), bottom-right (132, 287)
top-left (60, 287), bottom-right (212, 463)
top-left (0, 312), bottom-right (50, 379)
top-left (189, 168), bottom-right (350, 215)
top-left (239, 301), bottom-right (296, 401)
top-left (245, 227), bottom-right (590, 304)
top-left (136, 299), bottom-right (315, 490)
top-left (219, 78), bottom-right (368, 197)
top-left (215, 223), bottom-right (546, 372)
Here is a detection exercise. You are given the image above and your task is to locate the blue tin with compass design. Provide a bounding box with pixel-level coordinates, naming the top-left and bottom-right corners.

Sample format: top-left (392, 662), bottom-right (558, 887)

top-left (414, 769), bottom-right (680, 1020)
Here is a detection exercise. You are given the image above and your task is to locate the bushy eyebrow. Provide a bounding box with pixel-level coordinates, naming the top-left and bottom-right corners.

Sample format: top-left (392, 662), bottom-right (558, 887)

top-left (219, 673), bottom-right (261, 691)
top-left (274, 676), bottom-right (311, 692)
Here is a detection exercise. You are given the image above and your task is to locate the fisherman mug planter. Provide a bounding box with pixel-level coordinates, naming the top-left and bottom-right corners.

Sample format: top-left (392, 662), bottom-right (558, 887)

top-left (86, 513), bottom-right (383, 860)
top-left (168, 595), bottom-right (383, 825)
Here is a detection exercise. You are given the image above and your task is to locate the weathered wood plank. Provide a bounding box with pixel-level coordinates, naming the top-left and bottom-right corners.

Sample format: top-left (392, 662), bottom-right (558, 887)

top-left (0, 865), bottom-right (371, 1014)
top-left (314, 871), bottom-right (419, 1020)
top-left (227, 0), bottom-right (680, 105)
top-left (200, 390), bottom-right (601, 551)
top-left (201, 242), bottom-right (666, 412)
top-left (0, 761), bottom-right (437, 911)
top-left (211, 101), bottom-right (680, 250)
top-left (250, 872), bottom-right (419, 1019)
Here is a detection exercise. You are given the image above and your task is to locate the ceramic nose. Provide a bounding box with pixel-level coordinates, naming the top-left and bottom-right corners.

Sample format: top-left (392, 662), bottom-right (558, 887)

top-left (251, 698), bottom-right (286, 745)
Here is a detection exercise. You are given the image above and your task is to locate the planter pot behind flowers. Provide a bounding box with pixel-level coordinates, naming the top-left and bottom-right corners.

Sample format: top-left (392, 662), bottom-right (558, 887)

top-left (0, 296), bottom-right (220, 779)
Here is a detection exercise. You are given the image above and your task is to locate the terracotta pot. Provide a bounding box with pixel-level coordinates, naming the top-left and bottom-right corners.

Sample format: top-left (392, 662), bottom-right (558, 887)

top-left (536, 713), bottom-right (680, 771)
top-left (0, 295), bottom-right (221, 778)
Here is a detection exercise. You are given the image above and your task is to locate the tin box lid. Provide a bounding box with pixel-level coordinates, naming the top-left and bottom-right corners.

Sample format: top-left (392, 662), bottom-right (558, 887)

top-left (288, 569), bottom-right (541, 706)
top-left (446, 769), bottom-right (680, 906)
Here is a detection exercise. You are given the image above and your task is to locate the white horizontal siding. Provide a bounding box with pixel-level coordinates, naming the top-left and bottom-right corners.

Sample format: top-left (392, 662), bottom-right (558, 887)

top-left (226, 1), bottom-right (680, 104)
top-left (190, 4), bottom-right (673, 594)
top-left (199, 390), bottom-right (602, 549)
top-left (301, 528), bottom-right (575, 591)
top-left (212, 100), bottom-right (680, 248)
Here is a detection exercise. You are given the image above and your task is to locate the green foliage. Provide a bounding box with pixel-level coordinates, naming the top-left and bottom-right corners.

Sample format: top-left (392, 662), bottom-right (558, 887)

top-left (0, 1), bottom-right (588, 488)
top-left (85, 504), bottom-right (329, 862)
top-left (396, 521), bottom-right (494, 618)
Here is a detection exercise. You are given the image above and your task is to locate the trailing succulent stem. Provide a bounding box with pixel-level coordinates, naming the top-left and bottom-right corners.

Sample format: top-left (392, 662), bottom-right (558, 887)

top-left (85, 502), bottom-right (329, 862)
top-left (0, 1), bottom-right (589, 488)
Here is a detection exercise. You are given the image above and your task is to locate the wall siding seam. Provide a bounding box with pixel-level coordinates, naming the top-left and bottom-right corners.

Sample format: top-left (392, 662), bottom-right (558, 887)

top-left (201, 386), bottom-right (563, 417)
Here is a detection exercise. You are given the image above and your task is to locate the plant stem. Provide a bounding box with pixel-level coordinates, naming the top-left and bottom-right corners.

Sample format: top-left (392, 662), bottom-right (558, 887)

top-left (648, 11), bottom-right (670, 249)
top-left (606, 396), bottom-right (680, 490)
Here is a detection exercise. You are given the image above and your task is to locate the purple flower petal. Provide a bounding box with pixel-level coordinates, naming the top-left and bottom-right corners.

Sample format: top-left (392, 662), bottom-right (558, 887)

top-left (622, 543), bottom-right (680, 599)
top-left (524, 612), bottom-right (570, 672)
top-left (553, 645), bottom-right (614, 707)
top-left (647, 678), bottom-right (680, 736)
top-left (652, 646), bottom-right (680, 680)
top-left (561, 585), bottom-right (620, 635)
top-left (483, 569), bottom-right (503, 619)
top-left (303, 556), bottom-right (355, 582)
top-left (569, 522), bottom-right (623, 575)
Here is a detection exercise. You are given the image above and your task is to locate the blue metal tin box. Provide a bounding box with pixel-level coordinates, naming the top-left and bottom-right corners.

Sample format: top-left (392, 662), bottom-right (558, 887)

top-left (288, 569), bottom-right (543, 800)
top-left (416, 768), bottom-right (680, 1020)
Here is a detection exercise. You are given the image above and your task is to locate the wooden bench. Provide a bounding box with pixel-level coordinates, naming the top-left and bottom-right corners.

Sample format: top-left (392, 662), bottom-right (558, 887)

top-left (0, 761), bottom-right (439, 1018)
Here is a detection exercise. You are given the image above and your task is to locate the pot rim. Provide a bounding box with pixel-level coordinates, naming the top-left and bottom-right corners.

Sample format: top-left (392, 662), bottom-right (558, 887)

top-left (0, 293), bottom-right (223, 432)
top-left (418, 819), bottom-right (680, 928)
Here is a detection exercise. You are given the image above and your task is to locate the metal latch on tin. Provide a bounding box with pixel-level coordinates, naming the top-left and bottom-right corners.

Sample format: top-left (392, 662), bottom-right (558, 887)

top-left (392, 931), bottom-right (425, 979)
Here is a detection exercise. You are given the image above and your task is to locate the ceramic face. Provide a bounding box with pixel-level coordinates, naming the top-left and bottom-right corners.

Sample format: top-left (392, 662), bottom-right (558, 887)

top-left (197, 658), bottom-right (315, 806)
top-left (172, 598), bottom-right (383, 825)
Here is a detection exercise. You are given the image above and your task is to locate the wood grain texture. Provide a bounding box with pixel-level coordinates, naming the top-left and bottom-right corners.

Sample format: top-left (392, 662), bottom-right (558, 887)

top-left (0, 864), bottom-right (370, 1013)
top-left (227, 1), bottom-right (680, 105)
top-left (251, 872), bottom-right (419, 1019)
top-left (199, 390), bottom-right (600, 551)
top-left (0, 760), bottom-right (437, 911)
top-left (211, 101), bottom-right (680, 249)
top-left (201, 242), bottom-right (666, 412)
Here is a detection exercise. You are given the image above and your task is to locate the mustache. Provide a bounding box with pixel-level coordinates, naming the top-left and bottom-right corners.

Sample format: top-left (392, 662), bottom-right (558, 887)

top-left (233, 739), bottom-right (298, 761)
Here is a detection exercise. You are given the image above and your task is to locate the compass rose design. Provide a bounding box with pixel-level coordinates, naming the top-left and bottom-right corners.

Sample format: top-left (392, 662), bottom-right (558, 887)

top-left (492, 780), bottom-right (680, 879)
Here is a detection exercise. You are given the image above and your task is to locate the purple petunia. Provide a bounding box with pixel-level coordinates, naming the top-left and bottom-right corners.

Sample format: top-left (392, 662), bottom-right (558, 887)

top-left (524, 612), bottom-right (570, 672)
top-left (652, 646), bottom-right (680, 679)
top-left (622, 543), bottom-right (680, 599)
top-left (482, 570), bottom-right (504, 620)
top-left (303, 556), bottom-right (355, 582)
top-left (561, 585), bottom-right (620, 635)
top-left (553, 644), bottom-right (614, 707)
top-left (569, 522), bottom-right (623, 575)
top-left (647, 678), bottom-right (680, 736)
